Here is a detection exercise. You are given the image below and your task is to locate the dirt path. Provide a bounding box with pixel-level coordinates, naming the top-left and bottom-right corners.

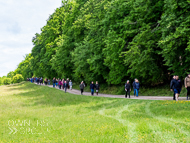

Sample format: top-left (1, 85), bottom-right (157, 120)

top-left (35, 83), bottom-right (187, 100)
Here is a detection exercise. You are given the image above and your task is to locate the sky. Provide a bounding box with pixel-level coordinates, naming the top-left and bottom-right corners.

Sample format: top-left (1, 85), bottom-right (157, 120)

top-left (0, 0), bottom-right (62, 77)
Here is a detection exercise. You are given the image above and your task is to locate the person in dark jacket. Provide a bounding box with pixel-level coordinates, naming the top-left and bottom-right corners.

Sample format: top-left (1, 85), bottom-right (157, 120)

top-left (37, 77), bottom-right (39, 84)
top-left (125, 80), bottom-right (131, 98)
top-left (170, 75), bottom-right (176, 100)
top-left (82, 81), bottom-right (85, 87)
top-left (52, 78), bottom-right (56, 88)
top-left (171, 75), bottom-right (182, 101)
top-left (90, 81), bottom-right (95, 96)
top-left (132, 79), bottom-right (137, 97)
top-left (95, 81), bottom-right (100, 95)
top-left (62, 79), bottom-right (65, 89)
top-left (134, 79), bottom-right (140, 97)
top-left (39, 77), bottom-right (41, 85)
top-left (66, 78), bottom-right (69, 89)
top-left (80, 82), bottom-right (85, 95)
top-left (44, 78), bottom-right (47, 85)
top-left (40, 77), bottom-right (43, 85)
top-left (63, 81), bottom-right (68, 93)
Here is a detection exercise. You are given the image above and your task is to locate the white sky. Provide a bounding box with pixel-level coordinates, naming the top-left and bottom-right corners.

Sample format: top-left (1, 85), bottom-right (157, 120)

top-left (0, 0), bottom-right (62, 77)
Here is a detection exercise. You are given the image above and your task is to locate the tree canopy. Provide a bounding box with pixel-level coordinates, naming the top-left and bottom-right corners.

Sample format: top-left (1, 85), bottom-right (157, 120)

top-left (13, 0), bottom-right (190, 85)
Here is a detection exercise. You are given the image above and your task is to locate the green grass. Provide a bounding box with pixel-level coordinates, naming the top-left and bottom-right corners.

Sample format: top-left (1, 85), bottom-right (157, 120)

top-left (72, 83), bottom-right (187, 96)
top-left (0, 82), bottom-right (190, 142)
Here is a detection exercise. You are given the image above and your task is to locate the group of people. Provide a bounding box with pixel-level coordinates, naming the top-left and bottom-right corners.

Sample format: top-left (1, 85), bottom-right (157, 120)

top-left (52, 78), bottom-right (73, 93)
top-left (27, 77), bottom-right (47, 85)
top-left (28, 77), bottom-right (100, 96)
top-left (27, 75), bottom-right (190, 101)
top-left (170, 74), bottom-right (190, 101)
top-left (88, 81), bottom-right (100, 96)
top-left (124, 79), bottom-right (140, 98)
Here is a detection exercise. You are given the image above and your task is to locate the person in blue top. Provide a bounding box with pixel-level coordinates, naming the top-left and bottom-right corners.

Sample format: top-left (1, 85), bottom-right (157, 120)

top-left (90, 81), bottom-right (95, 96)
top-left (132, 79), bottom-right (137, 97)
top-left (171, 75), bottom-right (182, 101)
top-left (134, 79), bottom-right (140, 97)
top-left (30, 77), bottom-right (33, 83)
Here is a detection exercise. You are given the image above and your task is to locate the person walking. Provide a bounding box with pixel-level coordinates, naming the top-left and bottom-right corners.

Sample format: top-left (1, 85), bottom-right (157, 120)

top-left (171, 75), bottom-right (182, 101)
top-left (69, 80), bottom-right (73, 90)
top-left (134, 79), bottom-right (140, 97)
top-left (132, 79), bottom-right (136, 97)
top-left (44, 78), bottom-right (47, 85)
top-left (52, 78), bottom-right (56, 88)
top-left (125, 80), bottom-right (131, 98)
top-left (40, 77), bottom-right (43, 85)
top-left (39, 77), bottom-right (42, 85)
top-left (41, 77), bottom-right (43, 85)
top-left (48, 79), bottom-right (50, 85)
top-left (184, 74), bottom-right (190, 100)
top-left (30, 77), bottom-right (33, 83)
top-left (90, 81), bottom-right (95, 96)
top-left (58, 79), bottom-right (62, 89)
top-left (62, 79), bottom-right (65, 90)
top-left (170, 75), bottom-right (176, 100)
top-left (56, 79), bottom-right (58, 87)
top-left (63, 81), bottom-right (68, 93)
top-left (66, 78), bottom-right (69, 89)
top-left (95, 81), bottom-right (100, 95)
top-left (80, 82), bottom-right (85, 95)
top-left (37, 77), bottom-right (39, 84)
top-left (82, 81), bottom-right (85, 87)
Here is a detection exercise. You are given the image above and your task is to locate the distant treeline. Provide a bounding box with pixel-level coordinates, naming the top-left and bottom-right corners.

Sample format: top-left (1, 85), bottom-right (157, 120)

top-left (0, 74), bottom-right (24, 85)
top-left (11, 0), bottom-right (190, 85)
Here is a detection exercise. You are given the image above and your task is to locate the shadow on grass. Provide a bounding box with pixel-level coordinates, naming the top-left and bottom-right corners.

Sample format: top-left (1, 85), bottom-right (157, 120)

top-left (10, 82), bottom-right (115, 107)
top-left (6, 82), bottom-right (26, 87)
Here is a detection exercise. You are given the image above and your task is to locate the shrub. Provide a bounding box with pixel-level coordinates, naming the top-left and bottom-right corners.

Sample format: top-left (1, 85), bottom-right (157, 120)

top-left (3, 78), bottom-right (11, 85)
top-left (12, 74), bottom-right (24, 83)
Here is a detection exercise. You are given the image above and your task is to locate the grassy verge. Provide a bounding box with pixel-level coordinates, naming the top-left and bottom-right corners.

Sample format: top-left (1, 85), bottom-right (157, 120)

top-left (72, 83), bottom-right (187, 96)
top-left (0, 82), bottom-right (190, 142)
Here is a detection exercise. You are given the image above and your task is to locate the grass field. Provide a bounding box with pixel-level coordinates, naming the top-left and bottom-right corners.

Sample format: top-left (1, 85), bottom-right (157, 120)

top-left (0, 82), bottom-right (190, 142)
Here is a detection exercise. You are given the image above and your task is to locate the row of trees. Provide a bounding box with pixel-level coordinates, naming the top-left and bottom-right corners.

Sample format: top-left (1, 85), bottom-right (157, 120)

top-left (12, 0), bottom-right (190, 86)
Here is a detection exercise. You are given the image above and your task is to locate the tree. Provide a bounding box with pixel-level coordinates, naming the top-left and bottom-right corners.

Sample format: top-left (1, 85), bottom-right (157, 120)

top-left (12, 74), bottom-right (24, 83)
top-left (3, 78), bottom-right (11, 85)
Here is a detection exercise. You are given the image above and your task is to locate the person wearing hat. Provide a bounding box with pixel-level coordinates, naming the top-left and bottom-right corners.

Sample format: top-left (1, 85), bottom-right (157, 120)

top-left (184, 74), bottom-right (190, 100)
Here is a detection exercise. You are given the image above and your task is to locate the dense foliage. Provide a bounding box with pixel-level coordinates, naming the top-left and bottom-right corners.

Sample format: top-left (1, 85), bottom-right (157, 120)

top-left (12, 74), bottom-right (24, 84)
top-left (3, 78), bottom-right (11, 85)
top-left (13, 0), bottom-right (190, 85)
